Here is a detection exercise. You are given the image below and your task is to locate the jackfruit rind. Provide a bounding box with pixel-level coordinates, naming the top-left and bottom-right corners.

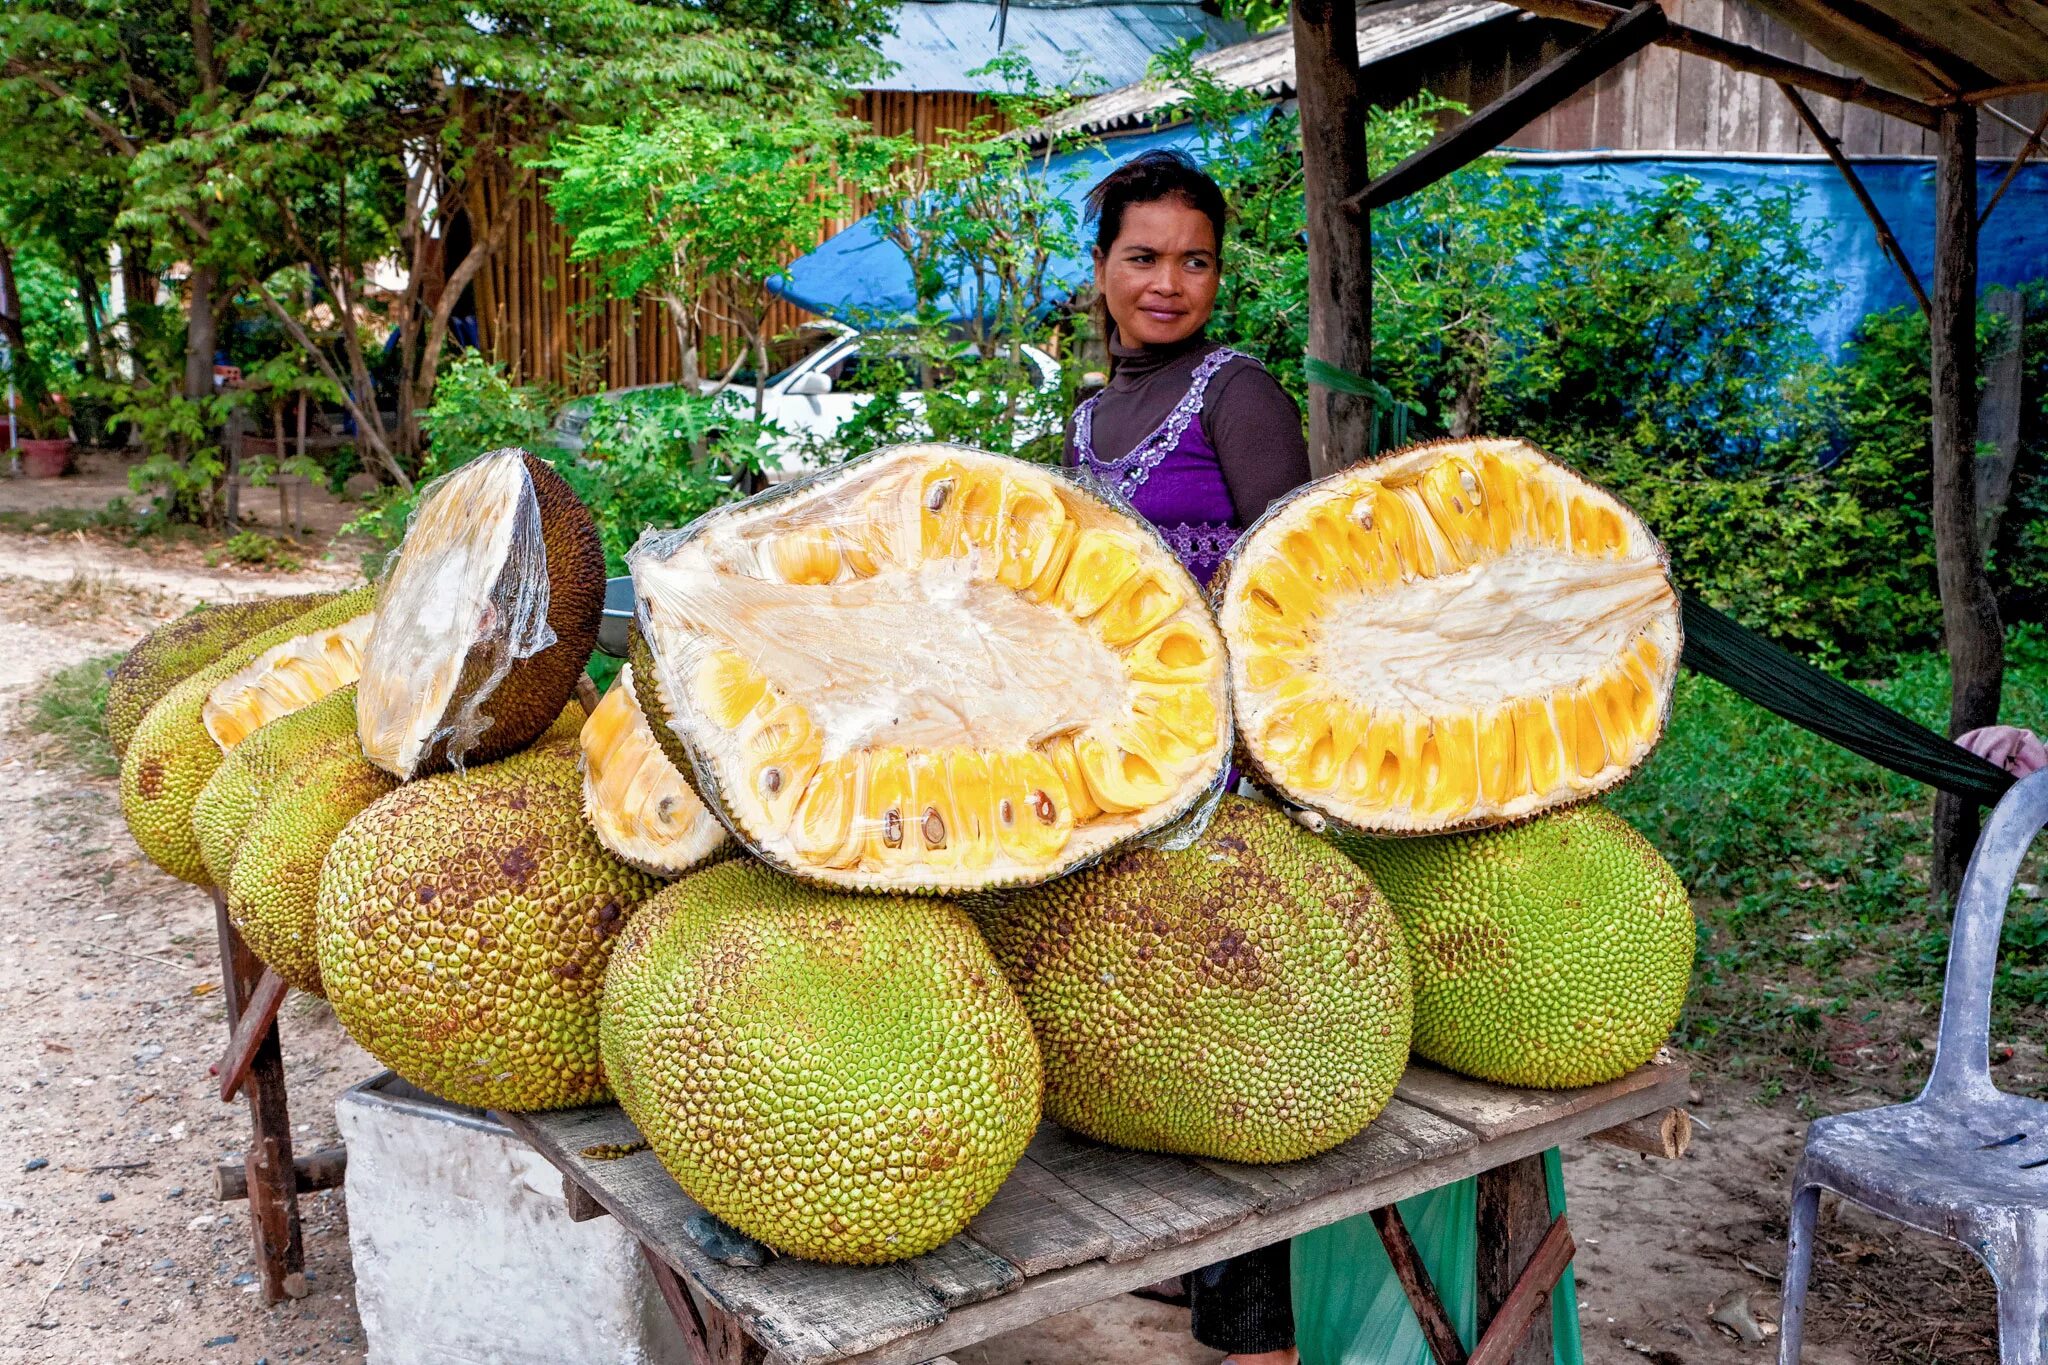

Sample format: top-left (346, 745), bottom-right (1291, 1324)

top-left (976, 795), bottom-right (1412, 1163)
top-left (1334, 804), bottom-right (1693, 1089)
top-left (193, 684), bottom-right (363, 889)
top-left (356, 448), bottom-right (604, 780)
top-left (316, 735), bottom-right (660, 1110)
top-left (108, 592), bottom-right (338, 760)
top-left (600, 860), bottom-right (1042, 1263)
top-left (120, 586), bottom-right (378, 887)
top-left (579, 665), bottom-right (731, 877)
top-left (1216, 437), bottom-right (1681, 835)
top-left (628, 442), bottom-right (1232, 894)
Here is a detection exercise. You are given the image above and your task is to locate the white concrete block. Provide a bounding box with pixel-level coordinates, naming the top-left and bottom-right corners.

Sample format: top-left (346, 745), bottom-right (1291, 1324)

top-left (336, 1072), bottom-right (691, 1365)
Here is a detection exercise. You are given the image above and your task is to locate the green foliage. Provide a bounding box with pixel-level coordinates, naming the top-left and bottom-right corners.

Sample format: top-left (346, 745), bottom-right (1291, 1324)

top-left (27, 653), bottom-right (122, 778)
top-left (206, 531), bottom-right (302, 573)
top-left (1610, 626), bottom-right (2048, 1078)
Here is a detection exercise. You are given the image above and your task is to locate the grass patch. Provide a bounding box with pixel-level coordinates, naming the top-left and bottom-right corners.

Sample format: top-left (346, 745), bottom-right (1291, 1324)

top-left (27, 653), bottom-right (123, 777)
top-left (1610, 625), bottom-right (2048, 1092)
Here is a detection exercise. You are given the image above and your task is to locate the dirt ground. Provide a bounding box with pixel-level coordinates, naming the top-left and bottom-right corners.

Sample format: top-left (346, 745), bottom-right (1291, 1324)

top-left (0, 512), bottom-right (2014, 1365)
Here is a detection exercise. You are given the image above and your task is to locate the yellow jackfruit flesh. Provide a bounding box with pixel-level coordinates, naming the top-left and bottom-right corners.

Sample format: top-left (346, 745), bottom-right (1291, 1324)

top-left (203, 611), bottom-right (374, 748)
top-left (192, 684), bottom-right (363, 890)
top-left (1333, 805), bottom-right (1693, 1088)
top-left (629, 443), bottom-right (1232, 893)
top-left (120, 586), bottom-right (378, 887)
top-left (108, 592), bottom-right (338, 759)
top-left (600, 860), bottom-right (1041, 1263)
top-left (315, 732), bottom-right (660, 1110)
top-left (579, 665), bottom-right (729, 877)
top-left (1218, 438), bottom-right (1681, 834)
top-left (356, 448), bottom-right (605, 780)
top-left (975, 795), bottom-right (1412, 1163)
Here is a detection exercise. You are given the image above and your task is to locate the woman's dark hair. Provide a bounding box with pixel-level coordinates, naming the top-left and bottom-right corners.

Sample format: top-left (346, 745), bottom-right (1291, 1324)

top-left (1084, 150), bottom-right (1227, 256)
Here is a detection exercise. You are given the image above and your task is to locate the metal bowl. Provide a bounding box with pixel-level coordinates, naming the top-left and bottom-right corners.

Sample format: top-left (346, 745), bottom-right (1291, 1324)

top-left (597, 576), bottom-right (636, 659)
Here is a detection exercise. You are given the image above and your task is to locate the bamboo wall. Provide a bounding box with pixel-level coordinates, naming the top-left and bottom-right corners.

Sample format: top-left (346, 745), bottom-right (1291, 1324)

top-left (472, 90), bottom-right (1001, 394)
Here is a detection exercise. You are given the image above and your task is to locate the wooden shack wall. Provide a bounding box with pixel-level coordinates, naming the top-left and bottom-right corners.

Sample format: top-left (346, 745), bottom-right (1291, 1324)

top-left (472, 90), bottom-right (1001, 394)
top-left (1382, 1), bottom-right (2046, 157)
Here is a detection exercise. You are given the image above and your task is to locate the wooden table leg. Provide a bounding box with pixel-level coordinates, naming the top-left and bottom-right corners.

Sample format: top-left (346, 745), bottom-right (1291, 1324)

top-left (214, 893), bottom-right (307, 1303)
top-left (639, 1243), bottom-right (766, 1365)
top-left (1371, 1204), bottom-right (1469, 1365)
top-left (1475, 1154), bottom-right (1567, 1365)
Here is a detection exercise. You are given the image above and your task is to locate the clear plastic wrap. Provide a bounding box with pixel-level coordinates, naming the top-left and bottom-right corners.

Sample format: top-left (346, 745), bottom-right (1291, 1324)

top-left (1211, 435), bottom-right (1682, 837)
top-left (626, 441), bottom-right (1232, 894)
top-left (357, 448), bottom-right (560, 776)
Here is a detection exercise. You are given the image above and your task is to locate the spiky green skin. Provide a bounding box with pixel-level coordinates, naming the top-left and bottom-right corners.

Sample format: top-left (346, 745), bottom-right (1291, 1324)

top-left (375, 451), bottom-right (605, 777)
top-left (107, 593), bottom-right (337, 759)
top-left (977, 795), bottom-right (1412, 1163)
top-left (316, 737), bottom-right (660, 1110)
top-left (193, 685), bottom-right (362, 888)
top-left (1333, 804), bottom-right (1694, 1089)
top-left (119, 586), bottom-right (377, 887)
top-left (601, 861), bottom-right (1042, 1264)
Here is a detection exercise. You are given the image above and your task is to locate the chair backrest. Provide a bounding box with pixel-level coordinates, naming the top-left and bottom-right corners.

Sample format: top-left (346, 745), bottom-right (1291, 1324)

top-left (1923, 769), bottom-right (2048, 1104)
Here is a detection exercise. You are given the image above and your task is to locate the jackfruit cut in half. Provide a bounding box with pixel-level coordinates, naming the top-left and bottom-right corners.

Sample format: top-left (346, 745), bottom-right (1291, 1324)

top-left (628, 442), bottom-right (1232, 893)
top-left (355, 448), bottom-right (605, 780)
top-left (1217, 437), bottom-right (1681, 834)
top-left (579, 665), bottom-right (730, 878)
top-left (202, 610), bottom-right (375, 749)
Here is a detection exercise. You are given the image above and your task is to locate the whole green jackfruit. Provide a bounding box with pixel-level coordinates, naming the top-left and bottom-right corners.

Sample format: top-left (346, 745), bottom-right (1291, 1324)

top-left (1334, 804), bottom-right (1693, 1089)
top-left (317, 730), bottom-right (658, 1110)
top-left (193, 685), bottom-right (364, 889)
top-left (107, 592), bottom-right (338, 759)
top-left (601, 860), bottom-right (1041, 1264)
top-left (976, 795), bottom-right (1412, 1163)
top-left (120, 586), bottom-right (377, 886)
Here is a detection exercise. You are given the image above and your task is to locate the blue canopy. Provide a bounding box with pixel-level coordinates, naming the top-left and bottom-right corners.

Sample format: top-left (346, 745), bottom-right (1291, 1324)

top-left (774, 137), bottom-right (2048, 357)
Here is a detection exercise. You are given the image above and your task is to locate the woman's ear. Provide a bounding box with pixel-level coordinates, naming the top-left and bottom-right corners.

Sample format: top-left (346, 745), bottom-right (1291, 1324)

top-left (1091, 245), bottom-right (1107, 294)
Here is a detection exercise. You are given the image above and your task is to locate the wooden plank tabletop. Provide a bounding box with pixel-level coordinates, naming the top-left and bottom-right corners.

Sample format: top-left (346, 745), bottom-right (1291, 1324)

top-left (504, 1058), bottom-right (1687, 1365)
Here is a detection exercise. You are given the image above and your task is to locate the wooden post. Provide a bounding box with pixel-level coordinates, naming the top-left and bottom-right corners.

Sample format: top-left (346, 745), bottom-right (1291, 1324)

top-left (1476, 1155), bottom-right (1553, 1365)
top-left (213, 893), bottom-right (308, 1302)
top-left (1292, 0), bottom-right (1374, 478)
top-left (1929, 101), bottom-right (2002, 903)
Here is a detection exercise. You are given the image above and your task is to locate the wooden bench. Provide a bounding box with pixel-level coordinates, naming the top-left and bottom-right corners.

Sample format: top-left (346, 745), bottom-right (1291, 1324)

top-left (504, 1058), bottom-right (1689, 1365)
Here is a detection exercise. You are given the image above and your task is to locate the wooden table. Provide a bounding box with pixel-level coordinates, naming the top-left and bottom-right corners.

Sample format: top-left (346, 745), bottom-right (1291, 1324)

top-left (504, 1058), bottom-right (1688, 1365)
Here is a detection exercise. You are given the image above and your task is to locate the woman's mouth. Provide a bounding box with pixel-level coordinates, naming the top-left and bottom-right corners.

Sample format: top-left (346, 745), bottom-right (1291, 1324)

top-left (1141, 308), bottom-right (1185, 323)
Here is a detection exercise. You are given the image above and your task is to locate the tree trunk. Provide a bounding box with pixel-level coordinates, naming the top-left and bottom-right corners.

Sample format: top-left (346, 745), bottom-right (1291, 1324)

top-left (1292, 0), bottom-right (1374, 478)
top-left (0, 239), bottom-right (25, 366)
top-left (1929, 102), bottom-right (2001, 904)
top-left (184, 263), bottom-right (219, 404)
top-left (77, 267), bottom-right (107, 381)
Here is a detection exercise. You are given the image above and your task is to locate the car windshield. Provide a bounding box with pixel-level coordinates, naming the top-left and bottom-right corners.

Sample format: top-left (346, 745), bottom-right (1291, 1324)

top-left (713, 328), bottom-right (846, 388)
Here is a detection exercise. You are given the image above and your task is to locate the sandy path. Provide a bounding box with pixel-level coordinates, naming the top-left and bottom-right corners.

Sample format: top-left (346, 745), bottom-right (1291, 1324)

top-left (0, 530), bottom-right (2004, 1365)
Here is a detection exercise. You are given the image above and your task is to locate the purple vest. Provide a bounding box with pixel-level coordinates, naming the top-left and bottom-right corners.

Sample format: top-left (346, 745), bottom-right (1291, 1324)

top-left (1070, 347), bottom-right (1249, 587)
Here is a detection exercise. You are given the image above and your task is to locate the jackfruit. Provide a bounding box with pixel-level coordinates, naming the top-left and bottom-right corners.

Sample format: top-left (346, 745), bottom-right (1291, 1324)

top-left (316, 730), bottom-right (659, 1110)
top-left (1334, 804), bottom-right (1693, 1088)
top-left (579, 665), bottom-right (730, 877)
top-left (975, 795), bottom-right (1412, 1162)
top-left (1217, 438), bottom-right (1681, 834)
top-left (121, 586), bottom-right (378, 886)
top-left (107, 592), bottom-right (338, 759)
top-left (600, 860), bottom-right (1041, 1263)
top-left (629, 443), bottom-right (1231, 893)
top-left (192, 685), bottom-right (363, 890)
top-left (356, 448), bottom-right (605, 779)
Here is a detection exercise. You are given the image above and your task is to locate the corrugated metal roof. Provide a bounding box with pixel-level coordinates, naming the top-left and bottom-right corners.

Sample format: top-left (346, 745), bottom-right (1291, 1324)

top-left (870, 0), bottom-right (1249, 93)
top-left (1038, 0), bottom-right (1518, 137)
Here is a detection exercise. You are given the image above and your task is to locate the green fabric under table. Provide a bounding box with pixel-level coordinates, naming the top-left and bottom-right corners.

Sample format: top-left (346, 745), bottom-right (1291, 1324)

top-left (1290, 1148), bottom-right (1583, 1364)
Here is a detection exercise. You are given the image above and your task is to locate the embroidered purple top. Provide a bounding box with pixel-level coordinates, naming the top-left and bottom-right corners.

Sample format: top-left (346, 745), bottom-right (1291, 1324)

top-left (1064, 333), bottom-right (1310, 586)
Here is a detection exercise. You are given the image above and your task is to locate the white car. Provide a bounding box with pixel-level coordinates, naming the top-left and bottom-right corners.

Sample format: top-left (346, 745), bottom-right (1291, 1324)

top-left (549, 322), bottom-right (1062, 476)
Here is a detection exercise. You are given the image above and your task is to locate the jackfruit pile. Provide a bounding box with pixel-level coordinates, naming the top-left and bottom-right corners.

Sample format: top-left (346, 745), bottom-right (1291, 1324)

top-left (106, 436), bottom-right (1697, 1269)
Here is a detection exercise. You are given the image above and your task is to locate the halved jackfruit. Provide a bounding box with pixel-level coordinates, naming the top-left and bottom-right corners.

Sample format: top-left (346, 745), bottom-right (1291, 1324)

top-left (629, 443), bottom-right (1231, 893)
top-left (1218, 438), bottom-right (1680, 833)
top-left (580, 665), bottom-right (731, 877)
top-left (356, 448), bottom-right (605, 779)
top-left (203, 612), bottom-right (375, 749)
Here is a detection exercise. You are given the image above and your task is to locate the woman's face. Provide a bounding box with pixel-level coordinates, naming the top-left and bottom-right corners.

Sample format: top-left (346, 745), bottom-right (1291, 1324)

top-left (1094, 196), bottom-right (1219, 349)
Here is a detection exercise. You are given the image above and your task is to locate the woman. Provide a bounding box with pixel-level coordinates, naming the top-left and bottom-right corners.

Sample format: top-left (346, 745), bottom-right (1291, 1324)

top-left (1069, 148), bottom-right (1307, 1365)
top-left (1070, 152), bottom-right (1584, 1365)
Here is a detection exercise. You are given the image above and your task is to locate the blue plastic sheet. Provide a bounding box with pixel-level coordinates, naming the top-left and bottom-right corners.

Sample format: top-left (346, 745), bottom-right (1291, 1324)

top-left (773, 142), bottom-right (2048, 359)
top-left (1289, 1148), bottom-right (1582, 1365)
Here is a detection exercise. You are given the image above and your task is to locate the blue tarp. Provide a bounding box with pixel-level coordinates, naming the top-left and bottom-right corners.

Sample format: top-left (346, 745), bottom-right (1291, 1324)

top-left (773, 136), bottom-right (2048, 358)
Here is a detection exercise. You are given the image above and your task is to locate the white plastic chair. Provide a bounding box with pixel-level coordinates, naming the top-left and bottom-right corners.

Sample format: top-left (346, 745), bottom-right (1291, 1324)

top-left (1779, 769), bottom-right (2048, 1363)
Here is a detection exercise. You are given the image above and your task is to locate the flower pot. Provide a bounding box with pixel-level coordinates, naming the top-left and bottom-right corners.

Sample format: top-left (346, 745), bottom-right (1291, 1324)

top-left (18, 437), bottom-right (74, 478)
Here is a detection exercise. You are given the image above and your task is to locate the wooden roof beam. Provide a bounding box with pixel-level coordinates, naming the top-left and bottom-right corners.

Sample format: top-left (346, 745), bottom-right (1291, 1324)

top-left (1777, 82), bottom-right (1930, 317)
top-left (1342, 0), bottom-right (1670, 217)
top-left (1774, 0), bottom-right (1996, 96)
top-left (1507, 0), bottom-right (1941, 129)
